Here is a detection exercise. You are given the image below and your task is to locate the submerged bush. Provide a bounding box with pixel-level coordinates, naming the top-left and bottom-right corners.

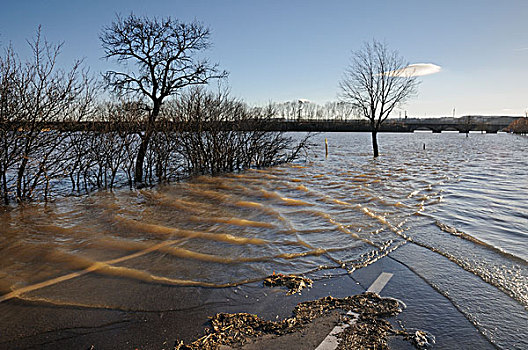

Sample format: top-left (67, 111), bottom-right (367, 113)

top-left (0, 28), bottom-right (96, 204)
top-left (169, 87), bottom-right (310, 176)
top-left (0, 85), bottom-right (311, 204)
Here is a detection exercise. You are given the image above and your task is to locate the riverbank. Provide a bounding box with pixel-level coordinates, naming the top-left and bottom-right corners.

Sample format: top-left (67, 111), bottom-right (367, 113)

top-left (0, 244), bottom-right (495, 349)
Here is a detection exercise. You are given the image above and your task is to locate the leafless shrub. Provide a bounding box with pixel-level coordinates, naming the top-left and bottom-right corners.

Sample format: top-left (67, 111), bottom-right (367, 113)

top-left (0, 46), bottom-right (22, 204)
top-left (64, 100), bottom-right (143, 192)
top-left (169, 87), bottom-right (310, 176)
top-left (0, 28), bottom-right (96, 203)
top-left (0, 25), bottom-right (311, 205)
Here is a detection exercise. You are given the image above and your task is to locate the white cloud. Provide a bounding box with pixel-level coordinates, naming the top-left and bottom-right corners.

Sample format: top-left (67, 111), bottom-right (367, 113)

top-left (384, 63), bottom-right (442, 77)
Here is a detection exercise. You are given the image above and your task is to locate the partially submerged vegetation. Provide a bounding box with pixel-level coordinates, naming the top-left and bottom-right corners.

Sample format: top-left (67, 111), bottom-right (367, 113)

top-left (0, 22), bottom-right (310, 205)
top-left (0, 86), bottom-right (309, 204)
top-left (174, 293), bottom-right (432, 350)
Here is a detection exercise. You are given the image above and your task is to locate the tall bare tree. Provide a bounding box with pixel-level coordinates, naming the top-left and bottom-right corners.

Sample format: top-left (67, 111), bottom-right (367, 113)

top-left (100, 13), bottom-right (227, 185)
top-left (340, 40), bottom-right (418, 157)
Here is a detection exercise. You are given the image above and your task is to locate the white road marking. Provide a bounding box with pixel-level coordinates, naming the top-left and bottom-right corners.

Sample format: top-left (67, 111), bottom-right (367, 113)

top-left (366, 272), bottom-right (393, 294)
top-left (315, 311), bottom-right (358, 350)
top-left (314, 272), bottom-right (394, 350)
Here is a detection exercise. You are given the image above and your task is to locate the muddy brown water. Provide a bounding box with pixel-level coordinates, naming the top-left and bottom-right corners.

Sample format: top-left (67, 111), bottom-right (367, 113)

top-left (0, 132), bottom-right (527, 349)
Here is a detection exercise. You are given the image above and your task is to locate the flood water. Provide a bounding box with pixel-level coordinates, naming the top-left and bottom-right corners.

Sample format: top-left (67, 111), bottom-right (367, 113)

top-left (1, 132), bottom-right (527, 349)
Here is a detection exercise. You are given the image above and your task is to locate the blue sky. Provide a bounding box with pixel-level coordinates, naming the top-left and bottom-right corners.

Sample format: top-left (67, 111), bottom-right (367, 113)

top-left (1, 0), bottom-right (527, 117)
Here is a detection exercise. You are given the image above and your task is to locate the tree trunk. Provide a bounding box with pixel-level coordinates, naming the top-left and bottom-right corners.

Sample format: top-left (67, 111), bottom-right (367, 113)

top-left (134, 101), bottom-right (160, 185)
top-left (1, 163), bottom-right (8, 205)
top-left (134, 131), bottom-right (151, 185)
top-left (16, 156), bottom-right (29, 201)
top-left (371, 130), bottom-right (379, 157)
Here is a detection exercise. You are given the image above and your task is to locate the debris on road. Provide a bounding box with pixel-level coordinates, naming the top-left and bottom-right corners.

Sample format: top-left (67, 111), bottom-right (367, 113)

top-left (263, 272), bottom-right (312, 295)
top-left (174, 292), bottom-right (429, 350)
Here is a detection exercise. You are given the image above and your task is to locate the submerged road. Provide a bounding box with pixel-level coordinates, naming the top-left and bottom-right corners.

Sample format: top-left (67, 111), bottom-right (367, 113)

top-left (220, 249), bottom-right (499, 350)
top-left (315, 272), bottom-right (393, 350)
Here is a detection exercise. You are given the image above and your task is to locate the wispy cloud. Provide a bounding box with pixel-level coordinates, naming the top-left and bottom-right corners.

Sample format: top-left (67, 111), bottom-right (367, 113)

top-left (514, 47), bottom-right (528, 52)
top-left (384, 63), bottom-right (442, 77)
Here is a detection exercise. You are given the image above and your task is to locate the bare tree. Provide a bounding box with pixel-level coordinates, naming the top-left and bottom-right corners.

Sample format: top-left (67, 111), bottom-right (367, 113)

top-left (0, 46), bottom-right (22, 204)
top-left (339, 40), bottom-right (419, 157)
top-left (100, 13), bottom-right (227, 185)
top-left (0, 28), bottom-right (95, 203)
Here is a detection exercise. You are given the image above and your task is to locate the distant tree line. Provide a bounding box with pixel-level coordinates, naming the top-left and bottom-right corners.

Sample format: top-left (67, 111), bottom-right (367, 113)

top-left (0, 20), bottom-right (310, 205)
top-left (269, 100), bottom-right (359, 121)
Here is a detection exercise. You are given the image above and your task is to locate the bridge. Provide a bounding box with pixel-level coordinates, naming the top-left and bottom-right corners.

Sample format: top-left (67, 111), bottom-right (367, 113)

top-left (262, 116), bottom-right (520, 133)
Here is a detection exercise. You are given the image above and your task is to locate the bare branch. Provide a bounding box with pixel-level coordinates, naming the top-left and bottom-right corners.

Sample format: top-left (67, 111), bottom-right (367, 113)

top-left (339, 40), bottom-right (419, 156)
top-left (100, 13), bottom-right (228, 184)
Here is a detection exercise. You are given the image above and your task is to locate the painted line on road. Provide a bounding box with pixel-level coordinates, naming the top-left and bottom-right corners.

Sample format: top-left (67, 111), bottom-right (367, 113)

top-left (314, 272), bottom-right (394, 350)
top-left (315, 310), bottom-right (358, 350)
top-left (366, 272), bottom-right (393, 294)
